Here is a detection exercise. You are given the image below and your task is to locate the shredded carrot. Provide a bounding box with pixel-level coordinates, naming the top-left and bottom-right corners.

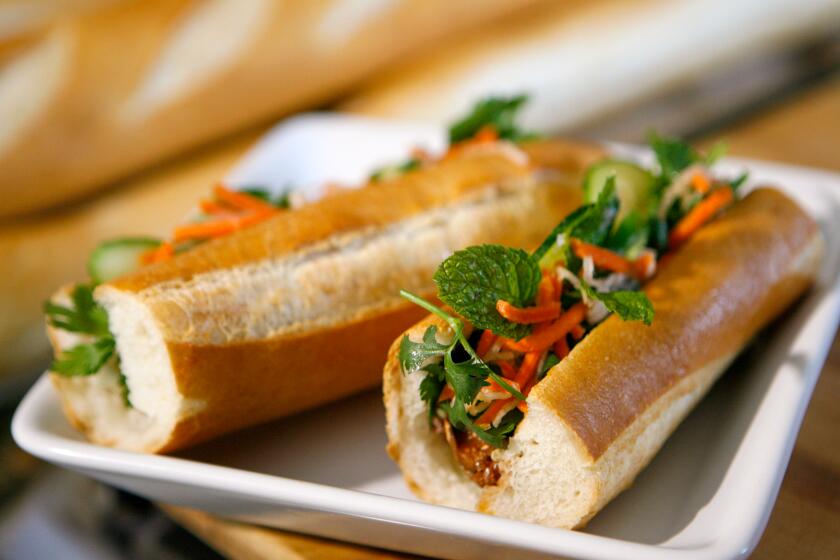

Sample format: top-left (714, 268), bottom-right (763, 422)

top-left (438, 385), bottom-right (455, 402)
top-left (140, 241), bottom-right (174, 265)
top-left (513, 350), bottom-right (544, 388)
top-left (537, 270), bottom-right (560, 305)
top-left (173, 219), bottom-right (238, 241)
top-left (200, 199), bottom-right (236, 216)
top-left (571, 238), bottom-right (639, 278)
top-left (691, 172), bottom-right (711, 194)
top-left (213, 184), bottom-right (277, 213)
top-left (410, 146), bottom-right (433, 162)
top-left (504, 303), bottom-right (588, 353)
top-left (554, 336), bottom-right (570, 359)
top-left (571, 324), bottom-right (585, 340)
top-left (476, 397), bottom-right (513, 427)
top-left (496, 300), bottom-right (561, 324)
top-left (495, 361), bottom-right (517, 379)
top-left (517, 401), bottom-right (528, 413)
top-left (668, 186), bottom-right (734, 249)
top-left (474, 125), bottom-right (499, 144)
top-left (476, 330), bottom-right (498, 358)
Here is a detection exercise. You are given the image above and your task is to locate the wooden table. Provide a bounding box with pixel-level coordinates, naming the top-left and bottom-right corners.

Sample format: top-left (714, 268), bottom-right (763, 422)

top-left (163, 77), bottom-right (840, 559)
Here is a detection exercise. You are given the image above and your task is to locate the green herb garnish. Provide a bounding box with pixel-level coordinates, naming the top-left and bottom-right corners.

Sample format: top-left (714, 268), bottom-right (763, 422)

top-left (398, 290), bottom-right (524, 447)
top-left (448, 94), bottom-right (536, 144)
top-left (433, 245), bottom-right (541, 340)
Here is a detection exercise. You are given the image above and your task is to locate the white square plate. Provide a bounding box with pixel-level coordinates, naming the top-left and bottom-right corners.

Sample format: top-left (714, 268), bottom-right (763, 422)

top-left (12, 115), bottom-right (840, 560)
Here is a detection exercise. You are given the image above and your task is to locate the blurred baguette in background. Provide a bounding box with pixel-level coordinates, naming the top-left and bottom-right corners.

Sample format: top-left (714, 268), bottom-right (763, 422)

top-left (342, 0), bottom-right (840, 128)
top-left (0, 0), bottom-right (538, 218)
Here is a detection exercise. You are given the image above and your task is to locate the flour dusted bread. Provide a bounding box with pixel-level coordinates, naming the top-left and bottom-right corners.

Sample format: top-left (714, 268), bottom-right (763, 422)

top-left (47, 139), bottom-right (602, 453)
top-left (384, 188), bottom-right (823, 528)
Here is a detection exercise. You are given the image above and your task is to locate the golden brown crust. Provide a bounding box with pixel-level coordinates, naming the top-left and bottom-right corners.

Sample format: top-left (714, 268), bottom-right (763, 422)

top-left (156, 299), bottom-right (432, 452)
top-left (532, 187), bottom-right (821, 459)
top-left (110, 140), bottom-right (603, 293)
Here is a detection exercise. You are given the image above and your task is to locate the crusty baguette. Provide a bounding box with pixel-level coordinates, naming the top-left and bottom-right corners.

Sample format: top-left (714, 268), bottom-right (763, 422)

top-left (344, 0), bottom-right (840, 131)
top-left (47, 139), bottom-right (603, 453)
top-left (384, 187), bottom-right (823, 528)
top-left (0, 0), bottom-right (539, 217)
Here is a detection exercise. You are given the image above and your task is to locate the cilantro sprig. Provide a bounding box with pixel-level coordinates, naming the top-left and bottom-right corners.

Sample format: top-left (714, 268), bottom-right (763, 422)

top-left (398, 290), bottom-right (524, 448)
top-left (45, 284), bottom-right (116, 377)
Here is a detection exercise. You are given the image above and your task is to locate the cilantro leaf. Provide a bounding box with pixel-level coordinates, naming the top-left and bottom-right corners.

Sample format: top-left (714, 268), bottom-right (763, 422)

top-left (50, 338), bottom-right (115, 377)
top-left (649, 132), bottom-right (699, 179)
top-left (448, 95), bottom-right (535, 144)
top-left (485, 408), bottom-right (524, 439)
top-left (434, 245), bottom-right (541, 339)
top-left (729, 171), bottom-right (749, 191)
top-left (443, 354), bottom-right (490, 405)
top-left (442, 400), bottom-right (506, 448)
top-left (44, 284), bottom-right (110, 338)
top-left (419, 364), bottom-right (446, 422)
top-left (399, 325), bottom-right (450, 373)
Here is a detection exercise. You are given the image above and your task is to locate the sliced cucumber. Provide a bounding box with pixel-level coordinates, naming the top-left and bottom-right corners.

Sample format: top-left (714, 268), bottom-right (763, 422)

top-left (583, 160), bottom-right (656, 223)
top-left (88, 237), bottom-right (161, 283)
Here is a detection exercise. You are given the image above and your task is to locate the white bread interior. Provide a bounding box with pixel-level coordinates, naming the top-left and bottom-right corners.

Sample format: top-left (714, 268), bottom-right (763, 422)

top-left (386, 230), bottom-right (824, 528)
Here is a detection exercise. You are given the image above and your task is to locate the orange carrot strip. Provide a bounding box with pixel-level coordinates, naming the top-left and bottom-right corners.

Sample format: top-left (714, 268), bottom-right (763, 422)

top-left (438, 385), bottom-right (455, 402)
top-left (496, 300), bottom-right (561, 324)
top-left (554, 336), bottom-right (570, 359)
top-left (474, 125), bottom-right (499, 143)
top-left (517, 400), bottom-right (529, 413)
top-left (476, 330), bottom-right (498, 358)
top-left (505, 303), bottom-right (588, 353)
top-left (496, 361), bottom-right (517, 379)
top-left (173, 218), bottom-right (240, 242)
top-left (668, 186), bottom-right (734, 249)
top-left (571, 238), bottom-right (637, 278)
top-left (476, 397), bottom-right (513, 427)
top-left (537, 271), bottom-right (559, 306)
top-left (213, 184), bottom-right (277, 213)
top-left (514, 351), bottom-right (544, 388)
top-left (691, 172), bottom-right (711, 194)
top-left (140, 241), bottom-right (174, 265)
top-left (571, 324), bottom-right (585, 340)
top-left (200, 199), bottom-right (237, 216)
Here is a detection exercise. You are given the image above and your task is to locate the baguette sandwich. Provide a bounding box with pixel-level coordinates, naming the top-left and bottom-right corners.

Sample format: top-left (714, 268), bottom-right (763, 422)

top-left (384, 135), bottom-right (823, 528)
top-left (44, 97), bottom-right (603, 453)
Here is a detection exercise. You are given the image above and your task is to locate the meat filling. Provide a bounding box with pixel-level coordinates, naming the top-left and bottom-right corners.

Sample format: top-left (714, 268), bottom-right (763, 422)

top-left (435, 417), bottom-right (501, 487)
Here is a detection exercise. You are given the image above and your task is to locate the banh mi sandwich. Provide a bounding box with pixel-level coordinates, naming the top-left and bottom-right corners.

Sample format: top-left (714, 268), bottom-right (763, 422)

top-left (44, 97), bottom-right (604, 453)
top-left (384, 135), bottom-right (823, 528)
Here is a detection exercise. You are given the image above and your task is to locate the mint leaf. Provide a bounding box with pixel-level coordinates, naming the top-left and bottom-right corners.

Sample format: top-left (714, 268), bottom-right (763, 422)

top-left (434, 245), bottom-right (541, 339)
top-left (582, 280), bottom-right (654, 325)
top-left (399, 325), bottom-right (450, 373)
top-left (44, 284), bottom-right (110, 338)
top-left (448, 95), bottom-right (534, 144)
top-left (50, 338), bottom-right (115, 377)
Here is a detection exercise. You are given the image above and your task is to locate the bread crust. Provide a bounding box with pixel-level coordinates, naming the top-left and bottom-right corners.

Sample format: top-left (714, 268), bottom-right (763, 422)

top-left (109, 140), bottom-right (602, 293)
top-left (47, 140), bottom-right (601, 452)
top-left (383, 187), bottom-right (823, 524)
